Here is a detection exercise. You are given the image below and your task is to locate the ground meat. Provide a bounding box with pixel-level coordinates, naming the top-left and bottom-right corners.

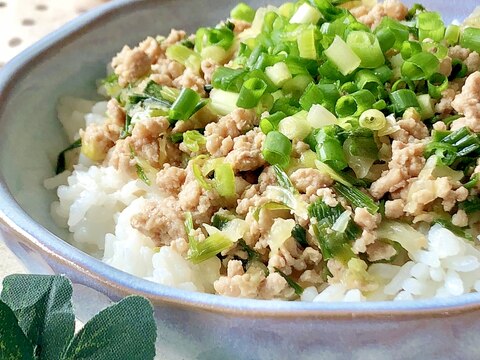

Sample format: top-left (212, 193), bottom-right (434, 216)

top-left (138, 36), bottom-right (162, 64)
top-left (214, 260), bottom-right (265, 298)
top-left (354, 207), bottom-right (381, 231)
top-left (80, 121), bottom-right (121, 162)
top-left (259, 272), bottom-right (293, 300)
top-left (391, 116), bottom-right (429, 143)
top-left (449, 45), bottom-right (471, 61)
top-left (352, 230), bottom-right (376, 254)
top-left (435, 88), bottom-right (457, 116)
top-left (384, 199), bottom-right (405, 219)
top-left (130, 117), bottom-right (170, 168)
top-left (204, 108), bottom-right (257, 157)
top-left (439, 56), bottom-right (452, 77)
top-left (452, 209), bottom-right (469, 227)
top-left (161, 29), bottom-right (187, 52)
top-left (201, 59), bottom-right (219, 84)
top-left (235, 167), bottom-right (277, 216)
top-left (316, 188), bottom-right (338, 207)
top-left (150, 59), bottom-right (185, 87)
top-left (107, 98), bottom-right (125, 127)
top-left (178, 164), bottom-right (221, 225)
top-left (173, 68), bottom-right (207, 97)
top-left (130, 198), bottom-right (186, 246)
top-left (112, 47), bottom-right (151, 87)
top-left (292, 140), bottom-right (311, 158)
top-left (451, 72), bottom-right (480, 132)
top-left (352, 0), bottom-right (407, 28)
top-left (404, 178), bottom-right (469, 216)
top-left (290, 168), bottom-right (333, 197)
top-left (370, 141), bottom-right (426, 199)
top-left (225, 128), bottom-right (265, 172)
top-left (155, 164), bottom-right (187, 197)
top-left (366, 242), bottom-right (397, 262)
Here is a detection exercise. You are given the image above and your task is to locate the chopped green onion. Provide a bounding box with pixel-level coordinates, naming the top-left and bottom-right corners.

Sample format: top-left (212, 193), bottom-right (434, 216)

top-left (434, 219), bottom-right (473, 241)
top-left (211, 67), bottom-right (247, 92)
top-left (169, 88), bottom-right (201, 121)
top-left (56, 139), bottom-right (82, 174)
top-left (315, 160), bottom-right (352, 187)
top-left (191, 156), bottom-right (212, 190)
top-left (290, 3), bottom-right (321, 24)
top-left (335, 90), bottom-right (376, 118)
top-left (359, 109), bottom-right (386, 131)
top-left (260, 111), bottom-right (287, 134)
top-left (308, 199), bottom-right (359, 260)
top-left (401, 52), bottom-right (439, 80)
top-left (297, 28), bottom-right (317, 60)
top-left (299, 83), bottom-right (340, 113)
top-left (375, 18), bottom-right (410, 51)
top-left (274, 267), bottom-right (304, 296)
top-left (236, 78), bottom-right (268, 109)
top-left (354, 70), bottom-right (383, 98)
top-left (417, 12), bottom-right (445, 42)
top-left (265, 62), bottom-right (293, 87)
top-left (450, 59), bottom-right (468, 80)
top-left (263, 131), bottom-right (292, 168)
top-left (183, 130), bottom-right (206, 153)
top-left (460, 27), bottom-right (480, 53)
top-left (166, 44), bottom-right (201, 74)
top-left (278, 111), bottom-right (311, 140)
top-left (346, 31), bottom-right (385, 69)
top-left (444, 24), bottom-right (460, 46)
top-left (273, 164), bottom-right (296, 193)
top-left (188, 232), bottom-right (233, 264)
top-left (389, 89), bottom-right (420, 114)
top-left (406, 3), bottom-right (426, 20)
top-left (316, 136), bottom-right (347, 171)
top-left (324, 35), bottom-right (361, 76)
top-left (307, 104), bottom-right (338, 128)
top-left (427, 72), bottom-right (449, 99)
top-left (282, 74), bottom-right (314, 100)
top-left (333, 183), bottom-right (379, 214)
top-left (291, 224), bottom-right (309, 248)
top-left (372, 65), bottom-right (394, 83)
top-left (230, 2), bottom-right (256, 23)
top-left (417, 94), bottom-right (434, 120)
top-left (214, 163), bottom-right (236, 198)
top-left (210, 89), bottom-right (239, 115)
top-left (400, 40), bottom-right (422, 60)
top-left (459, 198), bottom-right (480, 214)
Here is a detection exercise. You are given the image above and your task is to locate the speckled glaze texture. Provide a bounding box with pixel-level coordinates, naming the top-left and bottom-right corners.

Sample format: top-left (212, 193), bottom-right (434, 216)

top-left (0, 0), bottom-right (479, 359)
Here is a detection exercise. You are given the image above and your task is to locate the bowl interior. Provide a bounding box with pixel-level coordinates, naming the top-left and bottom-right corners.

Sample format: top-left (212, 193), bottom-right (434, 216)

top-left (0, 0), bottom-right (478, 308)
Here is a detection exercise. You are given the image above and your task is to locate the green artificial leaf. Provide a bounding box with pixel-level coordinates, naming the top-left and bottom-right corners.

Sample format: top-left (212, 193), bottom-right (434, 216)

top-left (0, 300), bottom-right (34, 360)
top-left (62, 296), bottom-right (157, 360)
top-left (1, 275), bottom-right (75, 360)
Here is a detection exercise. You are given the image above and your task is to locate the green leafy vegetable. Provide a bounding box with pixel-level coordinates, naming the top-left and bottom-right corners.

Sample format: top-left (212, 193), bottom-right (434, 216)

top-left (434, 219), bottom-right (473, 241)
top-left (1, 275), bottom-right (74, 360)
top-left (0, 274), bottom-right (157, 360)
top-left (0, 300), bottom-right (34, 360)
top-left (291, 224), bottom-right (308, 248)
top-left (274, 268), bottom-right (304, 296)
top-left (308, 200), bottom-right (360, 260)
top-left (56, 139), bottom-right (82, 175)
top-left (62, 297), bottom-right (156, 360)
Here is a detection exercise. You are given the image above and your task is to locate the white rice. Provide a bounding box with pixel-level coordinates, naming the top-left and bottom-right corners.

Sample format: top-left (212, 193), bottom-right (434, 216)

top-left (48, 98), bottom-right (480, 300)
top-left (47, 98), bottom-right (220, 293)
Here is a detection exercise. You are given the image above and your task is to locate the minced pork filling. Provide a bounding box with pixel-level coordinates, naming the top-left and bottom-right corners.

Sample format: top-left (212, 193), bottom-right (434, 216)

top-left (47, 0), bottom-right (480, 302)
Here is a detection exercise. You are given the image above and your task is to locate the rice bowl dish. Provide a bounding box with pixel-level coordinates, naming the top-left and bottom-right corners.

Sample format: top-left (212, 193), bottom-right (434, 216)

top-left (44, 0), bottom-right (480, 303)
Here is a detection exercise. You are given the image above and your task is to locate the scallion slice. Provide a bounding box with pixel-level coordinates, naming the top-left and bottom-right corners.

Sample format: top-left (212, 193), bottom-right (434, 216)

top-left (335, 90), bottom-right (376, 118)
top-left (230, 2), bottom-right (256, 23)
top-left (324, 35), bottom-right (361, 76)
top-left (262, 131), bottom-right (292, 168)
top-left (346, 31), bottom-right (385, 69)
top-left (236, 78), bottom-right (268, 109)
top-left (359, 109), bottom-right (386, 131)
top-left (460, 27), bottom-right (480, 53)
top-left (401, 52), bottom-right (439, 80)
top-left (389, 89), bottom-right (420, 114)
top-left (214, 163), bottom-right (236, 198)
top-left (169, 88), bottom-right (201, 121)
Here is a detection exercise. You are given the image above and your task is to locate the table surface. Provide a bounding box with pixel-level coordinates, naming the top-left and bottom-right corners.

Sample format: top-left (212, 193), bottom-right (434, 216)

top-left (0, 0), bottom-right (109, 281)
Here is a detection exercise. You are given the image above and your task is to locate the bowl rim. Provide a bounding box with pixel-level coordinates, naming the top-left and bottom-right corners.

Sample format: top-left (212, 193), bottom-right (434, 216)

top-left (1, 0), bottom-right (480, 319)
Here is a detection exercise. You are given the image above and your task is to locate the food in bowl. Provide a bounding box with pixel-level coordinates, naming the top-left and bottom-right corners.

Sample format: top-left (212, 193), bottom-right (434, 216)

top-left (44, 0), bottom-right (480, 302)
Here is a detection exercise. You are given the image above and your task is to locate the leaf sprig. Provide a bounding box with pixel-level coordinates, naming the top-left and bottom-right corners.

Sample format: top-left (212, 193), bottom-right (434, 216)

top-left (0, 274), bottom-right (157, 360)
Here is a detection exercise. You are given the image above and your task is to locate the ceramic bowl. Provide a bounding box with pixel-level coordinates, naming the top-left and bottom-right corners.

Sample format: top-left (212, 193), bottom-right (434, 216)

top-left (0, 0), bottom-right (479, 359)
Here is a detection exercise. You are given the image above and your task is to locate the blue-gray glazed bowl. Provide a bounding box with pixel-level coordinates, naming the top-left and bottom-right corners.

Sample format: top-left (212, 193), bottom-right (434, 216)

top-left (0, 1), bottom-right (479, 359)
